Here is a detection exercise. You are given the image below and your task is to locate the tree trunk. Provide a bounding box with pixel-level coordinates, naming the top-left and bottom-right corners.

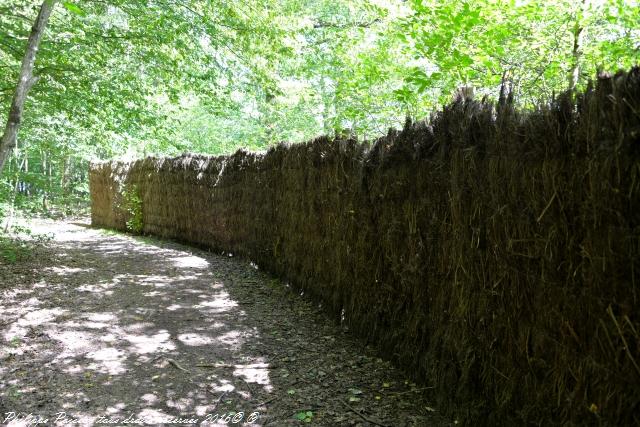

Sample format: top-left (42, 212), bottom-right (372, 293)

top-left (61, 154), bottom-right (69, 194)
top-left (0, 0), bottom-right (57, 173)
top-left (320, 76), bottom-right (332, 135)
top-left (568, 1), bottom-right (586, 91)
top-left (42, 150), bottom-right (48, 211)
top-left (3, 155), bottom-right (27, 232)
top-left (24, 155), bottom-right (29, 195)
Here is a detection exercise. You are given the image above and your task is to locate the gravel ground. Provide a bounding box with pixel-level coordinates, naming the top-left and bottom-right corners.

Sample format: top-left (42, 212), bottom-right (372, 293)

top-left (0, 219), bottom-right (450, 426)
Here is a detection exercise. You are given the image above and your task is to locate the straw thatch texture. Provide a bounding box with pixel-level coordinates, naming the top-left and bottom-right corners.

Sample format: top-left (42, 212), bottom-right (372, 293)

top-left (90, 69), bottom-right (640, 425)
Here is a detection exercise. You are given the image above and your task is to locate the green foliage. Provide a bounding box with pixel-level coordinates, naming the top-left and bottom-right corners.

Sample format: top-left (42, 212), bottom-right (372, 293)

top-left (0, 236), bottom-right (21, 263)
top-left (0, 233), bottom-right (43, 263)
top-left (0, 223), bottom-right (52, 264)
top-left (61, 1), bottom-right (86, 16)
top-left (397, 0), bottom-right (640, 105)
top-left (294, 411), bottom-right (313, 423)
top-left (1, 0), bottom-right (638, 217)
top-left (122, 184), bottom-right (143, 233)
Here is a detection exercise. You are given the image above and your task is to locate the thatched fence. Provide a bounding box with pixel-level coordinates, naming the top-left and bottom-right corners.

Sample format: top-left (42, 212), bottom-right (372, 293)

top-left (90, 69), bottom-right (640, 425)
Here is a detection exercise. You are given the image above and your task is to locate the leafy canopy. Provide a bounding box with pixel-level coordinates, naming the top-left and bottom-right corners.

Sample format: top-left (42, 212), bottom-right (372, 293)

top-left (0, 0), bottom-right (637, 215)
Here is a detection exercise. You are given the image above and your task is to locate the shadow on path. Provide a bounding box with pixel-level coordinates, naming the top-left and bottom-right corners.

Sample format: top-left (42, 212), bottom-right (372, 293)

top-left (0, 220), bottom-right (448, 426)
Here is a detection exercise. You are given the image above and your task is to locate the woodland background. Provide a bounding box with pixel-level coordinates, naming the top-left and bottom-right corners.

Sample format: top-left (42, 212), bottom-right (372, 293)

top-left (0, 0), bottom-right (639, 220)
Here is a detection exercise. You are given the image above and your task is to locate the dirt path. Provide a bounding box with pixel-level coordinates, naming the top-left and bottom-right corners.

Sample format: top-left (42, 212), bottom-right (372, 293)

top-left (0, 219), bottom-right (448, 426)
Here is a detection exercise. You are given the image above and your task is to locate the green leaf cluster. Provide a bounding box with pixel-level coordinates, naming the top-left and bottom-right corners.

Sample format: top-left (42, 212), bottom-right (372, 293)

top-left (0, 0), bottom-right (638, 215)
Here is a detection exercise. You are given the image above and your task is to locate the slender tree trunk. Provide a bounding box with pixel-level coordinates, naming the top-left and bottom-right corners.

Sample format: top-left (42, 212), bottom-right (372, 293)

top-left (568, 1), bottom-right (586, 91)
top-left (42, 150), bottom-right (48, 211)
top-left (23, 155), bottom-right (29, 195)
top-left (3, 155), bottom-right (27, 232)
top-left (0, 0), bottom-right (57, 173)
top-left (48, 154), bottom-right (53, 205)
top-left (61, 154), bottom-right (69, 194)
top-left (568, 25), bottom-right (583, 91)
top-left (320, 75), bottom-right (331, 135)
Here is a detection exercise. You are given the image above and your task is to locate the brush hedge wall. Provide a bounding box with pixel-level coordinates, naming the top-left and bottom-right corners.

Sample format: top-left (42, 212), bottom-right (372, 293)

top-left (90, 69), bottom-right (640, 425)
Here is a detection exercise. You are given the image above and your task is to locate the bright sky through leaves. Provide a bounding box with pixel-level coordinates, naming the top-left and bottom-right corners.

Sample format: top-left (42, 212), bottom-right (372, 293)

top-left (0, 0), bottom-right (638, 213)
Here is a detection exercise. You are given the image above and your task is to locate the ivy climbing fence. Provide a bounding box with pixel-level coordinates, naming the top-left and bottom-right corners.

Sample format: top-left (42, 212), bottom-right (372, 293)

top-left (90, 68), bottom-right (640, 426)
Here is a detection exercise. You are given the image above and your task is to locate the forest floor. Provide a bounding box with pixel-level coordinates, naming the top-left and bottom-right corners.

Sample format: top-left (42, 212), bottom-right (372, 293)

top-left (0, 219), bottom-right (449, 427)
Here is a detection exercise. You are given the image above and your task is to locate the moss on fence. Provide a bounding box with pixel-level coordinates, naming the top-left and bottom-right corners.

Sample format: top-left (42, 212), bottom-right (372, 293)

top-left (90, 68), bottom-right (640, 426)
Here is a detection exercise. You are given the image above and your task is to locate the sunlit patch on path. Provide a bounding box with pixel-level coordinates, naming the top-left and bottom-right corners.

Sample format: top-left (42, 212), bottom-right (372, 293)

top-left (0, 219), bottom-right (446, 426)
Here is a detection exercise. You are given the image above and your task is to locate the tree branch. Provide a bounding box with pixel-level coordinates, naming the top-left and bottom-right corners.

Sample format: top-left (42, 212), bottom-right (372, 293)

top-left (313, 18), bottom-right (380, 29)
